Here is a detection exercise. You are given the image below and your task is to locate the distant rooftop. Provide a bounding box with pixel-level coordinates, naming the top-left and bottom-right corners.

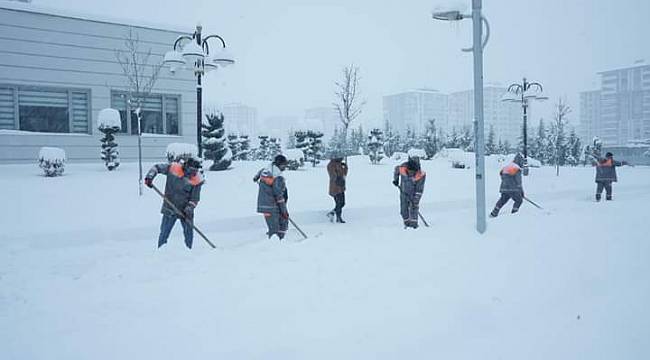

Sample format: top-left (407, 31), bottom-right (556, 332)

top-left (597, 60), bottom-right (649, 74)
top-left (0, 0), bottom-right (189, 34)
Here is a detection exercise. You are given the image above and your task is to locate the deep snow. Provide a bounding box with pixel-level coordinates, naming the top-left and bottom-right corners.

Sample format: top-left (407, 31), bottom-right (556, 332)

top-left (1, 156), bottom-right (648, 359)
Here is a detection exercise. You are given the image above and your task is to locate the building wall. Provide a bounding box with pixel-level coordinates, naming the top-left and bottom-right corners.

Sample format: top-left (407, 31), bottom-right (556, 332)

top-left (598, 64), bottom-right (650, 146)
top-left (382, 89), bottom-right (448, 134)
top-left (0, 5), bottom-right (197, 163)
top-left (579, 90), bottom-right (601, 144)
top-left (304, 107), bottom-right (339, 139)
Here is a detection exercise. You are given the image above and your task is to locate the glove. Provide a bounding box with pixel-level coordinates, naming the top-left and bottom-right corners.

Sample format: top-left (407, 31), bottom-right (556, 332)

top-left (281, 211), bottom-right (289, 220)
top-left (183, 204), bottom-right (195, 220)
top-left (144, 177), bottom-right (153, 188)
top-left (392, 180), bottom-right (399, 187)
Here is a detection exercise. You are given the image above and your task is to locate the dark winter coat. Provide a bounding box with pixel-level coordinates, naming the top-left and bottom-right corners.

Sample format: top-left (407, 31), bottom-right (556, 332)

top-left (393, 162), bottom-right (426, 203)
top-left (254, 165), bottom-right (288, 215)
top-left (499, 162), bottom-right (523, 194)
top-left (595, 158), bottom-right (622, 182)
top-left (327, 159), bottom-right (348, 196)
top-left (146, 162), bottom-right (203, 216)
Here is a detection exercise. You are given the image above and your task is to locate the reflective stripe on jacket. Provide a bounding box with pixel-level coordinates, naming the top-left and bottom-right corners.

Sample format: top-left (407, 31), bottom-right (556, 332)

top-left (499, 162), bottom-right (523, 193)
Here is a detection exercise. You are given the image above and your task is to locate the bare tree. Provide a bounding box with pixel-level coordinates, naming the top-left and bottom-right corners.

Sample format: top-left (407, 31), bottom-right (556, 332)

top-left (552, 97), bottom-right (572, 176)
top-left (333, 64), bottom-right (366, 153)
top-left (115, 28), bottom-right (163, 195)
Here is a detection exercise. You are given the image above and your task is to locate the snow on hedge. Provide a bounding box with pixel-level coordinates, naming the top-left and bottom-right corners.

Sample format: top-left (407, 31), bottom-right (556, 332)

top-left (407, 148), bottom-right (427, 159)
top-left (38, 147), bottom-right (66, 162)
top-left (166, 143), bottom-right (198, 162)
top-left (97, 108), bottom-right (121, 130)
top-left (284, 148), bottom-right (305, 161)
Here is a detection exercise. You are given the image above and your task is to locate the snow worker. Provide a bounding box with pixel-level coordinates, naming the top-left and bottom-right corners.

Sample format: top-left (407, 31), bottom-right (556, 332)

top-left (253, 154), bottom-right (290, 239)
top-left (594, 152), bottom-right (627, 201)
top-left (327, 154), bottom-right (348, 223)
top-left (393, 150), bottom-right (426, 228)
top-left (490, 153), bottom-right (525, 217)
top-left (144, 157), bottom-right (204, 249)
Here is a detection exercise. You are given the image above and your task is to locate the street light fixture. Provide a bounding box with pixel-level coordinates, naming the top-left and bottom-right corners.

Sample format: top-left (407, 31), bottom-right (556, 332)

top-left (501, 77), bottom-right (548, 175)
top-left (162, 25), bottom-right (235, 158)
top-left (431, 0), bottom-right (490, 234)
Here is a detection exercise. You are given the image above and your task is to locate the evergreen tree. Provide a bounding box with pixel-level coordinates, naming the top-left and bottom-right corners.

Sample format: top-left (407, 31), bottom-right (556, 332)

top-left (497, 138), bottom-right (505, 155)
top-left (447, 127), bottom-right (461, 148)
top-left (202, 112), bottom-right (232, 171)
top-left (327, 128), bottom-right (346, 158)
top-left (422, 119), bottom-right (440, 159)
top-left (502, 139), bottom-right (513, 155)
top-left (286, 130), bottom-right (297, 149)
top-left (459, 125), bottom-right (473, 151)
top-left (239, 135), bottom-right (251, 160)
top-left (566, 128), bottom-right (582, 166)
top-left (402, 127), bottom-right (417, 152)
top-left (269, 137), bottom-right (282, 157)
top-left (227, 134), bottom-right (241, 161)
top-left (367, 128), bottom-right (385, 164)
top-left (485, 124), bottom-right (497, 155)
top-left (256, 135), bottom-right (271, 161)
top-left (98, 121), bottom-right (120, 171)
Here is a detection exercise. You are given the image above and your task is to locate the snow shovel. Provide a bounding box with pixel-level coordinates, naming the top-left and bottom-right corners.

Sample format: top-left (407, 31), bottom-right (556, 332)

top-left (288, 217), bottom-right (308, 240)
top-left (395, 185), bottom-right (430, 227)
top-left (523, 196), bottom-right (544, 210)
top-left (150, 184), bottom-right (217, 249)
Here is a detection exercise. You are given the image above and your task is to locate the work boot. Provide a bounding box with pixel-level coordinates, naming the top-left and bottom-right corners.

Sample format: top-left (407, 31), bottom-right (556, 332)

top-left (606, 195), bottom-right (612, 201)
top-left (490, 208), bottom-right (499, 218)
top-left (595, 194), bottom-right (601, 202)
top-left (336, 215), bottom-right (346, 223)
top-left (511, 207), bottom-right (519, 214)
top-left (327, 211), bottom-right (335, 223)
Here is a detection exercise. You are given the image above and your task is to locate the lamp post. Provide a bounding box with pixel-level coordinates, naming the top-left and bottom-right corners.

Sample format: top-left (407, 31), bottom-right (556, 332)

top-left (432, 0), bottom-right (490, 234)
top-left (162, 25), bottom-right (234, 158)
top-left (501, 78), bottom-right (547, 175)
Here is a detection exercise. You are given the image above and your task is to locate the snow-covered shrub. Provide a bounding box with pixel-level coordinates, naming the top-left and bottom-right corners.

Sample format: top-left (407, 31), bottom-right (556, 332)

top-left (284, 149), bottom-right (305, 170)
top-left (38, 147), bottom-right (66, 177)
top-left (202, 112), bottom-right (232, 171)
top-left (407, 148), bottom-right (427, 159)
top-left (390, 152), bottom-right (408, 161)
top-left (97, 108), bottom-right (121, 171)
top-left (166, 143), bottom-right (198, 163)
top-left (295, 130), bottom-right (324, 167)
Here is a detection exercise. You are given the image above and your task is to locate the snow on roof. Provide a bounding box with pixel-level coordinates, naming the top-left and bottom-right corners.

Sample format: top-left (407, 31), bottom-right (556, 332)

top-left (97, 108), bottom-right (121, 130)
top-left (38, 147), bottom-right (66, 161)
top-left (0, 1), bottom-right (188, 34)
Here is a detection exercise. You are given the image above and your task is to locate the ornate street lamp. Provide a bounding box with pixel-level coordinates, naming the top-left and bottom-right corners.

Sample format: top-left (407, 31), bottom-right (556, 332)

top-left (432, 0), bottom-right (490, 234)
top-left (162, 25), bottom-right (234, 158)
top-left (501, 77), bottom-right (548, 175)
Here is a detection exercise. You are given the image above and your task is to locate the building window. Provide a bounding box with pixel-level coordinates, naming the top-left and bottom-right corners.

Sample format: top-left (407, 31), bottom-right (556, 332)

top-left (111, 91), bottom-right (180, 135)
top-left (0, 85), bottom-right (89, 133)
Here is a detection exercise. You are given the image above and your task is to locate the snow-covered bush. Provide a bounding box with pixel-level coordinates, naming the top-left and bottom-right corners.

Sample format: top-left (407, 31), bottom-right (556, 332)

top-left (284, 148), bottom-right (305, 170)
top-left (38, 147), bottom-right (66, 177)
top-left (390, 152), bottom-right (408, 161)
top-left (407, 148), bottom-right (427, 159)
top-left (202, 112), bottom-right (232, 171)
top-left (166, 143), bottom-right (198, 163)
top-left (434, 148), bottom-right (472, 169)
top-left (97, 108), bottom-right (121, 171)
top-left (295, 130), bottom-right (324, 167)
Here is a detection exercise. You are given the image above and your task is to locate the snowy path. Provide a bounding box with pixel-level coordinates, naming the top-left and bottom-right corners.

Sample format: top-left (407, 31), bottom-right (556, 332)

top-left (1, 159), bottom-right (649, 359)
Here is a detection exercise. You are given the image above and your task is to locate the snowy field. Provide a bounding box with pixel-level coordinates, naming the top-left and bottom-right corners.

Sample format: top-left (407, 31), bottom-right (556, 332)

top-left (1, 156), bottom-right (649, 359)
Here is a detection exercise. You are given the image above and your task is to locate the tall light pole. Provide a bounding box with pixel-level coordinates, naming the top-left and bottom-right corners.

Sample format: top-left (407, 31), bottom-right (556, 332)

top-left (432, 0), bottom-right (490, 234)
top-left (162, 25), bottom-right (234, 158)
top-left (501, 78), bottom-right (547, 175)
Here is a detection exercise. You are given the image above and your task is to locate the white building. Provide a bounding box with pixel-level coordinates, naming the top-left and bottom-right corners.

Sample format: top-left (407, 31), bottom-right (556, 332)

top-left (382, 89), bottom-right (449, 134)
top-left (0, 3), bottom-right (197, 163)
top-left (579, 90), bottom-right (601, 144)
top-left (448, 86), bottom-right (522, 143)
top-left (597, 62), bottom-right (650, 145)
top-left (222, 103), bottom-right (258, 136)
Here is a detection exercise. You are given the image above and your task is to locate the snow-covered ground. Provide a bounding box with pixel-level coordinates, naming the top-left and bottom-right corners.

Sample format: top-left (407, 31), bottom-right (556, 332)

top-left (1, 156), bottom-right (649, 359)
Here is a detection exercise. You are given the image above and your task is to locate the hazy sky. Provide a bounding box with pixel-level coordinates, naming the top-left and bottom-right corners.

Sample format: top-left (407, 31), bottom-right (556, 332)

top-left (35, 0), bottom-right (650, 128)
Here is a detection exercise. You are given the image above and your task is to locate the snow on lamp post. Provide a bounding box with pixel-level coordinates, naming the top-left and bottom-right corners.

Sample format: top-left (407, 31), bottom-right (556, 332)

top-left (162, 25), bottom-right (234, 158)
top-left (432, 0), bottom-right (490, 234)
top-left (501, 78), bottom-right (548, 176)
